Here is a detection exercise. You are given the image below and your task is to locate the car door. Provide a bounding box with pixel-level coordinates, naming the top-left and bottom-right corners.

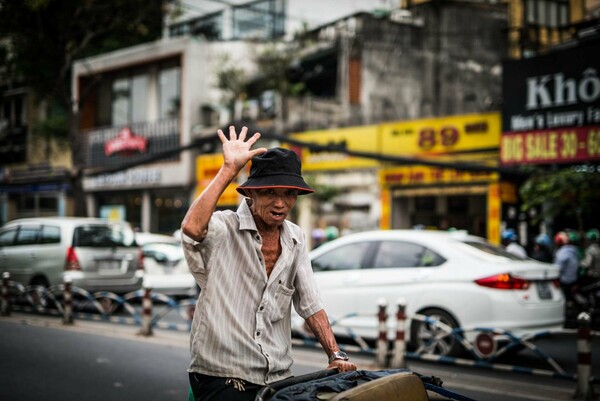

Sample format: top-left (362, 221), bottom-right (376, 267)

top-left (4, 224), bottom-right (42, 286)
top-left (0, 225), bottom-right (19, 279)
top-left (355, 240), bottom-right (445, 337)
top-left (310, 240), bottom-right (374, 334)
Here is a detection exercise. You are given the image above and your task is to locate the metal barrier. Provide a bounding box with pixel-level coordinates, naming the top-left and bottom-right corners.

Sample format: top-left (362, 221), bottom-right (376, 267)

top-left (1, 272), bottom-right (598, 397)
top-left (0, 273), bottom-right (194, 332)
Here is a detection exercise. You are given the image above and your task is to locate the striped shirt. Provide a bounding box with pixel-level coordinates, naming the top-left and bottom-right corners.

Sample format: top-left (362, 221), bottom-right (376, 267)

top-left (182, 199), bottom-right (323, 385)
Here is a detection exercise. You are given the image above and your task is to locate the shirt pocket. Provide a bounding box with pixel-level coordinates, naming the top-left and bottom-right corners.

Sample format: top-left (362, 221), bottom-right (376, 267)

top-left (269, 282), bottom-right (295, 322)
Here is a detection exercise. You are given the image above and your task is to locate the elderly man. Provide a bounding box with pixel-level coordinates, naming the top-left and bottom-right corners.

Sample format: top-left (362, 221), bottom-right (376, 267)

top-left (181, 126), bottom-right (356, 401)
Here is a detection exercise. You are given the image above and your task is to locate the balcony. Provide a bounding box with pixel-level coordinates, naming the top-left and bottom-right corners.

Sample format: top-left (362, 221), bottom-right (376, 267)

top-left (82, 118), bottom-right (180, 170)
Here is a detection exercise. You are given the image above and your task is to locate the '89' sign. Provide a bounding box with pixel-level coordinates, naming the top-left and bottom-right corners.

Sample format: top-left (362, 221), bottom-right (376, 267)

top-left (417, 126), bottom-right (460, 150)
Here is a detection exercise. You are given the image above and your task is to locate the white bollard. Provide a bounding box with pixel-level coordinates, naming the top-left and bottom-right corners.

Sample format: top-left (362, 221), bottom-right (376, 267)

top-left (376, 298), bottom-right (388, 367)
top-left (140, 286), bottom-right (153, 336)
top-left (1, 272), bottom-right (10, 317)
top-left (390, 298), bottom-right (407, 369)
top-left (62, 278), bottom-right (73, 325)
top-left (574, 312), bottom-right (593, 400)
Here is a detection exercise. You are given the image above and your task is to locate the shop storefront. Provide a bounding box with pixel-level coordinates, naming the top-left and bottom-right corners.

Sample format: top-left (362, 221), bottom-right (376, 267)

top-left (378, 112), bottom-right (505, 244)
top-left (500, 41), bottom-right (600, 236)
top-left (84, 165), bottom-right (190, 235)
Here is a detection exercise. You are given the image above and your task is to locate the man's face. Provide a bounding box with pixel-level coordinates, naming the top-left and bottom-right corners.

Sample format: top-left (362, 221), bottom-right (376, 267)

top-left (249, 188), bottom-right (299, 228)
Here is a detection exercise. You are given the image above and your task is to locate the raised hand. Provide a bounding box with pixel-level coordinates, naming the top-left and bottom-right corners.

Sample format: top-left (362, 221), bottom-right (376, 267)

top-left (217, 126), bottom-right (267, 172)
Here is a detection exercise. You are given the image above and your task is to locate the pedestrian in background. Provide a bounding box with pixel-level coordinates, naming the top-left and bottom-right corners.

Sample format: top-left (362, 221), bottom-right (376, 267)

top-left (581, 229), bottom-right (600, 278)
top-left (554, 231), bottom-right (580, 302)
top-left (501, 228), bottom-right (528, 258)
top-left (531, 233), bottom-right (553, 263)
top-left (181, 126), bottom-right (356, 401)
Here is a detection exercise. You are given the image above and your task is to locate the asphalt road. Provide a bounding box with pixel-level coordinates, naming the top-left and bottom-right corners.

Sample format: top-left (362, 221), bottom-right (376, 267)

top-left (0, 313), bottom-right (595, 401)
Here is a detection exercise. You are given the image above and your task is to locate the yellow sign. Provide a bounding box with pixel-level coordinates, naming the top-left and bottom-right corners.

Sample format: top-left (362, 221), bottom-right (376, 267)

top-left (379, 112), bottom-right (501, 155)
top-left (380, 166), bottom-right (498, 187)
top-left (195, 154), bottom-right (240, 206)
top-left (291, 125), bottom-right (380, 171)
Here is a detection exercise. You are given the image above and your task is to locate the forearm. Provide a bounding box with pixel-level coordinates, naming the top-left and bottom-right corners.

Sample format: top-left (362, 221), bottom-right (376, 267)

top-left (305, 309), bottom-right (340, 357)
top-left (181, 165), bottom-right (238, 242)
top-left (305, 309), bottom-right (357, 372)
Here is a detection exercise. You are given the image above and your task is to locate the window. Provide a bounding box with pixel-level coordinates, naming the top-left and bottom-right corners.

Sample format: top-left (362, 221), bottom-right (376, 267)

top-left (74, 225), bottom-right (136, 248)
top-left (39, 225), bottom-right (61, 244)
top-left (15, 226), bottom-right (39, 246)
top-left (111, 72), bottom-right (150, 125)
top-left (311, 242), bottom-right (371, 272)
top-left (131, 73), bottom-right (149, 123)
top-left (525, 0), bottom-right (569, 28)
top-left (159, 65), bottom-right (180, 119)
top-left (112, 76), bottom-right (130, 126)
top-left (0, 228), bottom-right (17, 246)
top-left (372, 241), bottom-right (425, 268)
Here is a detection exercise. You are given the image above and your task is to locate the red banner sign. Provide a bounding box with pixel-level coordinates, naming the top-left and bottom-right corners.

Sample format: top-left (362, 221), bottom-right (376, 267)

top-left (105, 127), bottom-right (148, 157)
top-left (500, 126), bottom-right (600, 165)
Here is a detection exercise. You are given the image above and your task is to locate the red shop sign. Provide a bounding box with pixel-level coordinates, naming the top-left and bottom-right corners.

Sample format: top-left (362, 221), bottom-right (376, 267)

top-left (104, 127), bottom-right (148, 157)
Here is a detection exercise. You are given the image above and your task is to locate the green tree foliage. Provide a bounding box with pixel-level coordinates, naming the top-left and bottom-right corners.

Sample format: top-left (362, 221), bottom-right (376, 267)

top-left (0, 0), bottom-right (167, 105)
top-left (0, 0), bottom-right (175, 215)
top-left (519, 166), bottom-right (600, 231)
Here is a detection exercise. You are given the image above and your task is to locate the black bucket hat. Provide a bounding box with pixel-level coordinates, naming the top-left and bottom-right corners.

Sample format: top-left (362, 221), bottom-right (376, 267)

top-left (236, 147), bottom-right (314, 196)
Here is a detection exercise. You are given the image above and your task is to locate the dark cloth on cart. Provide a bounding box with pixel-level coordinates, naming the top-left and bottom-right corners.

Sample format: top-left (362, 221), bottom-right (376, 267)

top-left (266, 369), bottom-right (414, 401)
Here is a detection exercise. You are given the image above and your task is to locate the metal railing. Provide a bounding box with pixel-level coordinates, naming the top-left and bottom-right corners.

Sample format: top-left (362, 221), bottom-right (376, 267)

top-left (1, 273), bottom-right (597, 399)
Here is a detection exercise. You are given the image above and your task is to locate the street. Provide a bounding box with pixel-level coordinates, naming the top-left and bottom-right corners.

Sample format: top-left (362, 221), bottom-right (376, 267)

top-left (0, 313), bottom-right (595, 401)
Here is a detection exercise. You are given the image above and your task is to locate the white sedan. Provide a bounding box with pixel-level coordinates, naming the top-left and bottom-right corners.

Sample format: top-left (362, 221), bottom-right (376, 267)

top-left (295, 229), bottom-right (564, 356)
top-left (135, 232), bottom-right (197, 299)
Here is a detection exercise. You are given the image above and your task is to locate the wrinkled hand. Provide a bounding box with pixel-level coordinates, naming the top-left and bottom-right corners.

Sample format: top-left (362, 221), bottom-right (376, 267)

top-left (217, 126), bottom-right (267, 172)
top-left (327, 359), bottom-right (357, 373)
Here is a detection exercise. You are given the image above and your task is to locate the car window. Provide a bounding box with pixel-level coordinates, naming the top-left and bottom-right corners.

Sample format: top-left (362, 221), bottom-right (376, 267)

top-left (372, 241), bottom-right (429, 268)
top-left (0, 227), bottom-right (17, 246)
top-left (311, 242), bottom-right (371, 272)
top-left (15, 226), bottom-right (40, 246)
top-left (142, 243), bottom-right (183, 261)
top-left (74, 224), bottom-right (136, 247)
top-left (463, 240), bottom-right (526, 260)
top-left (421, 247), bottom-right (446, 267)
top-left (39, 225), bottom-right (61, 244)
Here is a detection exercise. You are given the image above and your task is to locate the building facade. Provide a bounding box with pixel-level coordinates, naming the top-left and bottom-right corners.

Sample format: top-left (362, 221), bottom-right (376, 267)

top-left (73, 37), bottom-right (262, 234)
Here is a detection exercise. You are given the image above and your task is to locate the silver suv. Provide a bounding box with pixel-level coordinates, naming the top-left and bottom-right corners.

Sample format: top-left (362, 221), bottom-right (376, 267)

top-left (0, 217), bottom-right (144, 294)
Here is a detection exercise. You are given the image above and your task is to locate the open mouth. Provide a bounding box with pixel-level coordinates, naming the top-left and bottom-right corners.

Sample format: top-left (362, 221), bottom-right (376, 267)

top-left (271, 211), bottom-right (285, 218)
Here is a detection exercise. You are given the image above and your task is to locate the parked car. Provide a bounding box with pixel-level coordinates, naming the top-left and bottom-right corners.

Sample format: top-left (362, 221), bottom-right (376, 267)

top-left (135, 232), bottom-right (196, 298)
top-left (293, 229), bottom-right (564, 356)
top-left (0, 217), bottom-right (144, 294)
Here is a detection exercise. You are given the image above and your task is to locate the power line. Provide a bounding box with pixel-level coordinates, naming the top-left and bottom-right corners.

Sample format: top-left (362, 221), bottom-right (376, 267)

top-left (83, 127), bottom-right (523, 178)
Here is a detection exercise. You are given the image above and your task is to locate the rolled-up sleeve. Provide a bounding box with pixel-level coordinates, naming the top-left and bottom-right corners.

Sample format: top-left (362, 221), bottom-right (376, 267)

top-left (292, 250), bottom-right (323, 319)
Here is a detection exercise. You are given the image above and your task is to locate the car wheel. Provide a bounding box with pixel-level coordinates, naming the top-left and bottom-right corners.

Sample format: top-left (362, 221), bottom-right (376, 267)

top-left (410, 308), bottom-right (462, 357)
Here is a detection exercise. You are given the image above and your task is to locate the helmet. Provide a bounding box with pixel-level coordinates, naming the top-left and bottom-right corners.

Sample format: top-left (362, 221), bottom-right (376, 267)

top-left (554, 231), bottom-right (569, 246)
top-left (566, 229), bottom-right (581, 245)
top-left (535, 233), bottom-right (551, 248)
top-left (586, 228), bottom-right (600, 242)
top-left (501, 228), bottom-right (518, 241)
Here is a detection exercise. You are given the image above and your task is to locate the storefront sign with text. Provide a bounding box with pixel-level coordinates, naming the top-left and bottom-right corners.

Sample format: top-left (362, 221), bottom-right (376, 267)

top-left (501, 126), bottom-right (600, 165)
top-left (381, 166), bottom-right (497, 186)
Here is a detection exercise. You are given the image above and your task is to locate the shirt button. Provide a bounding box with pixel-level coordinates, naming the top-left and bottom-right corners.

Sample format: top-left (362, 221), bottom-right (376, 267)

top-left (259, 306), bottom-right (264, 311)
top-left (256, 331), bottom-right (261, 336)
top-left (255, 235), bottom-right (260, 240)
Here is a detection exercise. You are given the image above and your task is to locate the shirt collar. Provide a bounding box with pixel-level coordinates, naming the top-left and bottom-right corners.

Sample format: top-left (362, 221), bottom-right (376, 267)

top-left (237, 199), bottom-right (301, 246)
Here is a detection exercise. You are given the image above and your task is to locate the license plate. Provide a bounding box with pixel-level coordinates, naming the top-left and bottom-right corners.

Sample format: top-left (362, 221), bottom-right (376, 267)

top-left (98, 260), bottom-right (120, 272)
top-left (536, 281), bottom-right (552, 300)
